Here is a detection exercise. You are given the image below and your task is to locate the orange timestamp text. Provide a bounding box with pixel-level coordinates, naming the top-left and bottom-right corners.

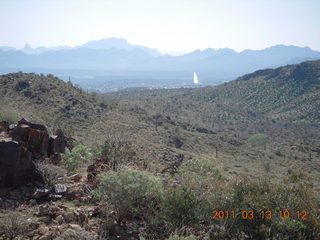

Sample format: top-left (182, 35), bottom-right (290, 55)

top-left (210, 210), bottom-right (308, 220)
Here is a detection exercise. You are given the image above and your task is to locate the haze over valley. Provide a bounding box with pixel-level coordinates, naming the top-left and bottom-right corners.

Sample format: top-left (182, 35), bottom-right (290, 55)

top-left (1, 38), bottom-right (320, 92)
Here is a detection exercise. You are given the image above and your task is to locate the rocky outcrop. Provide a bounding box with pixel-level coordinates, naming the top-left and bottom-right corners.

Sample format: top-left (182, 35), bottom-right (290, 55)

top-left (0, 140), bottom-right (40, 187)
top-left (0, 118), bottom-right (68, 187)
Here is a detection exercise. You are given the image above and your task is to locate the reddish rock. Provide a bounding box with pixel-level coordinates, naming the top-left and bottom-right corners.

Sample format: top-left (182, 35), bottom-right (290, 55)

top-left (27, 128), bottom-right (50, 158)
top-left (87, 157), bottom-right (111, 187)
top-left (10, 124), bottom-right (31, 142)
top-left (0, 121), bottom-right (9, 136)
top-left (10, 119), bottom-right (50, 159)
top-left (18, 118), bottom-right (47, 132)
top-left (0, 119), bottom-right (68, 188)
top-left (48, 129), bottom-right (66, 163)
top-left (0, 140), bottom-right (37, 187)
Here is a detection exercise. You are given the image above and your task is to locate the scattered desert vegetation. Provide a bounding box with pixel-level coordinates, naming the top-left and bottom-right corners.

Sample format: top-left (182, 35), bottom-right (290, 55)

top-left (0, 60), bottom-right (319, 239)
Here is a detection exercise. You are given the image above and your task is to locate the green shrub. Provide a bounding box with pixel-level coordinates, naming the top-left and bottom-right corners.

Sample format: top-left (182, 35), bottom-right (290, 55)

top-left (0, 214), bottom-right (27, 240)
top-left (157, 187), bottom-right (201, 231)
top-left (61, 144), bottom-right (93, 173)
top-left (248, 133), bottom-right (269, 148)
top-left (95, 169), bottom-right (163, 220)
top-left (0, 110), bottom-right (21, 124)
top-left (223, 177), bottom-right (320, 239)
top-left (99, 134), bottom-right (137, 170)
top-left (176, 158), bottom-right (224, 213)
top-left (262, 160), bottom-right (271, 173)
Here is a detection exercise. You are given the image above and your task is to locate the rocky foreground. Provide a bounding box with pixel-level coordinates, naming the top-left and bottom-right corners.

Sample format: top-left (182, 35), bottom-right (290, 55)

top-left (0, 119), bottom-right (141, 240)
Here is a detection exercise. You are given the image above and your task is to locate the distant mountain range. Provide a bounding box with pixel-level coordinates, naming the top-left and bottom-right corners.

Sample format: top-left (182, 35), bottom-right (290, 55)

top-left (0, 38), bottom-right (161, 57)
top-left (0, 38), bottom-right (320, 88)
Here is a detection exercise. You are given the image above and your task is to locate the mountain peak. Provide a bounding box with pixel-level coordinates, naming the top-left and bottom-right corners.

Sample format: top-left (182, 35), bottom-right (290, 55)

top-left (22, 43), bottom-right (32, 50)
top-left (79, 38), bottom-right (161, 57)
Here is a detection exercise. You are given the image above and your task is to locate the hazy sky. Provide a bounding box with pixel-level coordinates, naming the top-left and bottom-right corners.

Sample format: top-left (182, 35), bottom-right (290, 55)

top-left (1, 0), bottom-right (319, 53)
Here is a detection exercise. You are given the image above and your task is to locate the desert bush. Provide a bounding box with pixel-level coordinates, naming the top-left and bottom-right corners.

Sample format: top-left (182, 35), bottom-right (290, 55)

top-left (0, 109), bottom-right (21, 124)
top-left (157, 187), bottom-right (202, 231)
top-left (275, 149), bottom-right (284, 157)
top-left (61, 143), bottom-right (93, 173)
top-left (0, 214), bottom-right (27, 240)
top-left (176, 157), bottom-right (225, 212)
top-left (36, 162), bottom-right (67, 185)
top-left (262, 160), bottom-right (272, 173)
top-left (94, 169), bottom-right (163, 221)
top-left (286, 169), bottom-right (309, 183)
top-left (99, 133), bottom-right (137, 170)
top-left (248, 133), bottom-right (269, 148)
top-left (223, 176), bottom-right (320, 239)
top-left (54, 229), bottom-right (97, 240)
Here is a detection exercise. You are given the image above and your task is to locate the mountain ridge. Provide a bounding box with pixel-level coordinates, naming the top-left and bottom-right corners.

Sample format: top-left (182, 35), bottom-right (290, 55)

top-left (0, 39), bottom-right (320, 88)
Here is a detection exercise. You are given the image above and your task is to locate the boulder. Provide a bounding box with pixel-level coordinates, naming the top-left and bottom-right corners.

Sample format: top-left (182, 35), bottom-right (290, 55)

top-left (54, 184), bottom-right (68, 194)
top-left (18, 118), bottom-right (47, 132)
top-left (87, 157), bottom-right (111, 187)
top-left (0, 140), bottom-right (38, 187)
top-left (48, 129), bottom-right (66, 163)
top-left (33, 186), bottom-right (53, 199)
top-left (0, 121), bottom-right (9, 136)
top-left (0, 119), bottom-right (68, 188)
top-left (27, 128), bottom-right (50, 158)
top-left (10, 124), bottom-right (30, 142)
top-left (10, 120), bottom-right (50, 159)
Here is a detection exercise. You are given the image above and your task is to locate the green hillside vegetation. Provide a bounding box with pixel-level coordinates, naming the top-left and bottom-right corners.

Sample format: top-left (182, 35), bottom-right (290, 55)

top-left (0, 72), bottom-right (110, 135)
top-left (0, 60), bottom-right (319, 239)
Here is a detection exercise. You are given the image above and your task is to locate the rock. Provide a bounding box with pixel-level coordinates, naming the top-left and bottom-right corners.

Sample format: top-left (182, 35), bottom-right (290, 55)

top-left (39, 216), bottom-right (52, 224)
top-left (39, 234), bottom-right (52, 240)
top-left (48, 194), bottom-right (63, 200)
top-left (33, 186), bottom-right (53, 199)
top-left (0, 140), bottom-right (37, 187)
top-left (74, 210), bottom-right (88, 227)
top-left (68, 174), bottom-right (82, 182)
top-left (48, 153), bottom-right (61, 165)
top-left (26, 218), bottom-right (40, 231)
top-left (87, 157), bottom-right (111, 186)
top-left (10, 120), bottom-right (50, 159)
top-left (64, 183), bottom-right (86, 201)
top-left (29, 199), bottom-right (37, 206)
top-left (63, 212), bottom-right (75, 223)
top-left (10, 124), bottom-right (31, 142)
top-left (8, 124), bottom-right (17, 130)
top-left (68, 223), bottom-right (83, 231)
top-left (0, 121), bottom-right (8, 136)
top-left (54, 184), bottom-right (67, 194)
top-left (0, 119), bottom-right (68, 188)
top-left (169, 135), bottom-right (183, 148)
top-left (38, 204), bottom-right (58, 217)
top-left (48, 129), bottom-right (66, 161)
top-left (18, 118), bottom-right (47, 132)
top-left (27, 128), bottom-right (50, 159)
top-left (55, 215), bottom-right (64, 225)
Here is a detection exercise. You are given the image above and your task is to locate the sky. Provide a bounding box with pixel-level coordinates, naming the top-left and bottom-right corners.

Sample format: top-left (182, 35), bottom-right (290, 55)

top-left (0, 0), bottom-right (319, 54)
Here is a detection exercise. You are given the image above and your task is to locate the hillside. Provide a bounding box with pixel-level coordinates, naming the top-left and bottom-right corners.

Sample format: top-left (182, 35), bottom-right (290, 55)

top-left (109, 59), bottom-right (320, 122)
top-left (106, 60), bottom-right (320, 188)
top-left (203, 59), bottom-right (320, 121)
top-left (0, 62), bottom-right (320, 239)
top-left (0, 72), bottom-right (110, 135)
